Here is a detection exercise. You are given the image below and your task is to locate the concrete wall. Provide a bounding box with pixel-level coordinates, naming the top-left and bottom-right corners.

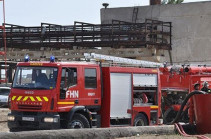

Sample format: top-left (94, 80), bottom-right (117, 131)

top-left (101, 2), bottom-right (211, 64)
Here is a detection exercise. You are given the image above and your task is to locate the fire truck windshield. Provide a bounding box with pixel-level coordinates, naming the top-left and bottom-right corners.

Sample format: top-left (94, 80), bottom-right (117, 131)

top-left (12, 66), bottom-right (58, 90)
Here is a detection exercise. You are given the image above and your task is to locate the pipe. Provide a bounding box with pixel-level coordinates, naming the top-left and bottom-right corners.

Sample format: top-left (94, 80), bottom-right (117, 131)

top-left (170, 91), bottom-right (207, 124)
top-left (175, 123), bottom-right (210, 139)
top-left (180, 105), bottom-right (189, 122)
top-left (185, 67), bottom-right (211, 74)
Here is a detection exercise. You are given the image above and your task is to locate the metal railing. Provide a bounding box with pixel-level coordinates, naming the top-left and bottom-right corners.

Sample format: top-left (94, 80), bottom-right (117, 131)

top-left (0, 19), bottom-right (171, 50)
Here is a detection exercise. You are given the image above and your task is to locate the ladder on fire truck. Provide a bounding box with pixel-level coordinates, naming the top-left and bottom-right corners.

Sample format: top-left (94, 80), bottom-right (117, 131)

top-left (0, 0), bottom-right (7, 83)
top-left (84, 53), bottom-right (164, 68)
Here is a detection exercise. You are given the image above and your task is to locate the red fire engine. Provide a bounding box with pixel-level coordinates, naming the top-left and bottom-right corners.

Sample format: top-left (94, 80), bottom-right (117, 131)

top-left (160, 65), bottom-right (211, 125)
top-left (7, 54), bottom-right (162, 131)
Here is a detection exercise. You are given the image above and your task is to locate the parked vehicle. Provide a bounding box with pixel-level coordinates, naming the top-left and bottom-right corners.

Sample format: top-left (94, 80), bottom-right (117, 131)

top-left (160, 66), bottom-right (211, 124)
top-left (7, 54), bottom-right (211, 133)
top-left (0, 87), bottom-right (11, 107)
top-left (7, 55), bottom-right (161, 131)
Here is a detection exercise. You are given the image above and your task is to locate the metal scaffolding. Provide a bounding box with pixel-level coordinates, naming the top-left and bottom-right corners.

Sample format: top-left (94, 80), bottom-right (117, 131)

top-left (0, 0), bottom-right (7, 83)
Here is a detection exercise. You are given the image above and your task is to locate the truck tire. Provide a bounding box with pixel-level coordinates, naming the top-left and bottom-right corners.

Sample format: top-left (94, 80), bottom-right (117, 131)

top-left (163, 107), bottom-right (177, 124)
top-left (67, 113), bottom-right (90, 129)
top-left (134, 113), bottom-right (148, 126)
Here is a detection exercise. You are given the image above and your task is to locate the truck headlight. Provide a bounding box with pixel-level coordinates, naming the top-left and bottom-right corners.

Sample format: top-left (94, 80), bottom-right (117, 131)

top-left (8, 115), bottom-right (15, 121)
top-left (44, 117), bottom-right (58, 123)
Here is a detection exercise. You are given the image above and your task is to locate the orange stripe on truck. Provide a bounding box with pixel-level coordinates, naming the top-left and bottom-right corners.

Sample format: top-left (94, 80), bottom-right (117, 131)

top-left (57, 102), bottom-right (74, 105)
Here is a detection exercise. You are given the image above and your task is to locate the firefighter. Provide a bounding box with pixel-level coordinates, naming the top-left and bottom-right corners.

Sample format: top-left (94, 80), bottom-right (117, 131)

top-left (194, 82), bottom-right (200, 90)
top-left (201, 81), bottom-right (211, 93)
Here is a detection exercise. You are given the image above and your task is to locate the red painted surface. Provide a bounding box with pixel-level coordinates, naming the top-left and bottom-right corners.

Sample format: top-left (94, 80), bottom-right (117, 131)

top-left (160, 66), bottom-right (211, 128)
top-left (10, 61), bottom-right (211, 130)
top-left (10, 88), bottom-right (57, 112)
top-left (10, 61), bottom-right (102, 113)
top-left (100, 67), bottom-right (111, 127)
top-left (172, 105), bottom-right (181, 111)
top-left (100, 67), bottom-right (160, 127)
top-left (10, 61), bottom-right (161, 128)
top-left (157, 71), bottom-right (161, 118)
top-left (193, 94), bottom-right (211, 134)
top-left (131, 106), bottom-right (151, 125)
top-left (187, 67), bottom-right (211, 74)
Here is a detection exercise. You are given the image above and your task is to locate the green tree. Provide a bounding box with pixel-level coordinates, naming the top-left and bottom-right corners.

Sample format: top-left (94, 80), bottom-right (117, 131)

top-left (162, 0), bottom-right (184, 4)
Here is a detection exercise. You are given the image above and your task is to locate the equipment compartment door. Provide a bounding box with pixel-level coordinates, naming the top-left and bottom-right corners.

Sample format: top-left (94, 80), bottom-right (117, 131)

top-left (110, 73), bottom-right (131, 119)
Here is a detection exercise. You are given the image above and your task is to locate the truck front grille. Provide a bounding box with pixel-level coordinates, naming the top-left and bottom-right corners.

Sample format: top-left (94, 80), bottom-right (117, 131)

top-left (19, 121), bottom-right (39, 127)
top-left (18, 105), bottom-right (42, 110)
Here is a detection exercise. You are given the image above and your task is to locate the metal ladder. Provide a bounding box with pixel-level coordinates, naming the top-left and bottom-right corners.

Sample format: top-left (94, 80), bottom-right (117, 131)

top-left (84, 53), bottom-right (163, 68)
top-left (91, 112), bottom-right (101, 128)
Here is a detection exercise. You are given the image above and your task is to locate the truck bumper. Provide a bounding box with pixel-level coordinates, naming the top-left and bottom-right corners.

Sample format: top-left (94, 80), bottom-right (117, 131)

top-left (8, 111), bottom-right (60, 130)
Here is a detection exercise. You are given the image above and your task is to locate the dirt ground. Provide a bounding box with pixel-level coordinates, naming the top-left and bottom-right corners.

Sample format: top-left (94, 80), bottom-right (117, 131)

top-left (118, 134), bottom-right (211, 139)
top-left (118, 134), bottom-right (197, 139)
top-left (0, 108), bottom-right (9, 132)
top-left (0, 122), bottom-right (9, 132)
top-left (1, 121), bottom-right (211, 139)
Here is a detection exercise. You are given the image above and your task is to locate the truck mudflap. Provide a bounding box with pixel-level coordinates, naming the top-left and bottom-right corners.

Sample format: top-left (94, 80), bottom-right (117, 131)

top-left (8, 111), bottom-right (60, 130)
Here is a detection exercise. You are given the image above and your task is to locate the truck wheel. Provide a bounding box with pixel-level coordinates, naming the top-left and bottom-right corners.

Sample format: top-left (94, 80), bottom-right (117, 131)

top-left (163, 107), bottom-right (177, 124)
top-left (68, 113), bottom-right (90, 129)
top-left (134, 113), bottom-right (148, 126)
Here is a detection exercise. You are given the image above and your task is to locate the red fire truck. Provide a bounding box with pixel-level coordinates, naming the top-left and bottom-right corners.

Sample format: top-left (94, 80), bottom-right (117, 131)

top-left (160, 65), bottom-right (211, 124)
top-left (7, 54), bottom-right (162, 131)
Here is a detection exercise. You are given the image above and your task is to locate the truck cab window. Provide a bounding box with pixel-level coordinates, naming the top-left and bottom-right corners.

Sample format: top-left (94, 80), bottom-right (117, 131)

top-left (60, 68), bottom-right (77, 89)
top-left (85, 68), bottom-right (97, 89)
top-left (12, 67), bottom-right (58, 90)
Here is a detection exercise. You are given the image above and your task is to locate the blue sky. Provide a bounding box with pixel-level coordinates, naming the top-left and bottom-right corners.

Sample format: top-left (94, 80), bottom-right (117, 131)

top-left (1, 0), bottom-right (209, 26)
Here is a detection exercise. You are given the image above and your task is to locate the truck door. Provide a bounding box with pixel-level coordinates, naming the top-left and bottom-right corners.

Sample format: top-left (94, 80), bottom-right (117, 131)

top-left (59, 67), bottom-right (79, 104)
top-left (83, 67), bottom-right (101, 106)
top-left (110, 73), bottom-right (132, 119)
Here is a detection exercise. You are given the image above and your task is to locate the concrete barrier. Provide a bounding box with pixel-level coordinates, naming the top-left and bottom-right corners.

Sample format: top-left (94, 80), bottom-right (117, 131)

top-left (0, 125), bottom-right (175, 139)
